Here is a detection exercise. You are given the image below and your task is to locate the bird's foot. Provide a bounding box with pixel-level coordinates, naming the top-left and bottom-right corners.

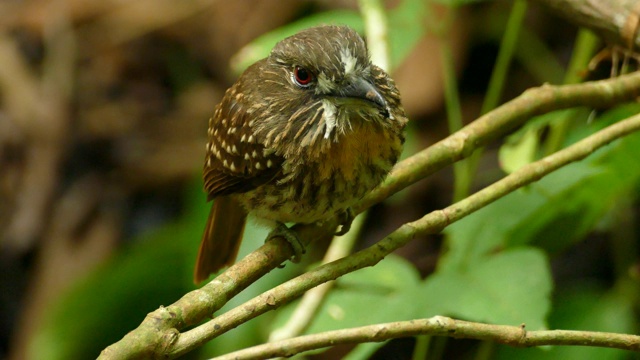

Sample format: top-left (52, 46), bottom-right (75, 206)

top-left (267, 222), bottom-right (306, 264)
top-left (335, 208), bottom-right (354, 236)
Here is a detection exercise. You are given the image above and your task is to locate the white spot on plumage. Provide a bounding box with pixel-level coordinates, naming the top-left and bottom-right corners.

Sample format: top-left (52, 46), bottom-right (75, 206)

top-left (267, 159), bottom-right (273, 168)
top-left (230, 162), bottom-right (236, 171)
top-left (322, 99), bottom-right (338, 139)
top-left (387, 106), bottom-right (395, 120)
top-left (341, 48), bottom-right (357, 76)
top-left (244, 153), bottom-right (250, 160)
top-left (226, 145), bottom-right (232, 153)
top-left (240, 134), bottom-right (246, 142)
top-left (252, 150), bottom-right (258, 158)
top-left (232, 145), bottom-right (238, 154)
top-left (248, 135), bottom-right (254, 143)
top-left (255, 162), bottom-right (262, 169)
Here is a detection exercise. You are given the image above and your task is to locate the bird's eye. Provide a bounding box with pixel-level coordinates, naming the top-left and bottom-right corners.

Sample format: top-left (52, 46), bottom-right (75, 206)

top-left (293, 66), bottom-right (313, 87)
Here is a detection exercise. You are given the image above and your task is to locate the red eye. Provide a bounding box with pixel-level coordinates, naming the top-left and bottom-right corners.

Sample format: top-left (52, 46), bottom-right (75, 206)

top-left (293, 66), bottom-right (313, 86)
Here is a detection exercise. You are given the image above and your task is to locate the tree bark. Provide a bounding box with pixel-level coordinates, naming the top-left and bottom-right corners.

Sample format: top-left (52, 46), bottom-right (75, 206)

top-left (532, 0), bottom-right (640, 50)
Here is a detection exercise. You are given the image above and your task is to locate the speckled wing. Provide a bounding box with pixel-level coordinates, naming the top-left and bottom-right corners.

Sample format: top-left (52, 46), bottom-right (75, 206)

top-left (203, 82), bottom-right (282, 200)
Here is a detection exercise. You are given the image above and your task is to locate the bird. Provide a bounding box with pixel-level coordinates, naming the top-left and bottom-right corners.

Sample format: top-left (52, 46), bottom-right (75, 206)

top-left (194, 25), bottom-right (408, 283)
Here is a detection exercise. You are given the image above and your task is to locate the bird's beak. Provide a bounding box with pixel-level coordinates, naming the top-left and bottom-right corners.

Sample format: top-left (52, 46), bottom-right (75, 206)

top-left (340, 77), bottom-right (387, 109)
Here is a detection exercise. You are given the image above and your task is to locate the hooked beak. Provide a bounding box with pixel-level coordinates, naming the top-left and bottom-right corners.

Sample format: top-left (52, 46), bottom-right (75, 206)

top-left (339, 77), bottom-right (387, 109)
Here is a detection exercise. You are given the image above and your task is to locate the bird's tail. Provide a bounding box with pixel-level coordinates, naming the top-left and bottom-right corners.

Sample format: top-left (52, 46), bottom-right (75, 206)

top-left (194, 196), bottom-right (247, 283)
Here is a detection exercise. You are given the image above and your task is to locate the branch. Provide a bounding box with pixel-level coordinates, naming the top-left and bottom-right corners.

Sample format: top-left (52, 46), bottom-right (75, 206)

top-left (359, 70), bottom-right (640, 211)
top-left (166, 110), bottom-right (640, 358)
top-left (530, 0), bottom-right (640, 50)
top-left (214, 316), bottom-right (640, 359)
top-left (269, 214), bottom-right (365, 342)
top-left (98, 223), bottom-right (336, 360)
top-left (99, 72), bottom-right (640, 359)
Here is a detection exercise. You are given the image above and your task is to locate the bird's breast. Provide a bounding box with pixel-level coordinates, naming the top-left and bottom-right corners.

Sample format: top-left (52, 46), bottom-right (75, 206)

top-left (236, 121), bottom-right (403, 224)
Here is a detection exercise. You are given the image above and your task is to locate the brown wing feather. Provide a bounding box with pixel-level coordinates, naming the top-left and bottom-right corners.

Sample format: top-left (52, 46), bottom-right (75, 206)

top-left (203, 65), bottom-right (283, 199)
top-left (194, 196), bottom-right (247, 283)
top-left (196, 66), bottom-right (283, 283)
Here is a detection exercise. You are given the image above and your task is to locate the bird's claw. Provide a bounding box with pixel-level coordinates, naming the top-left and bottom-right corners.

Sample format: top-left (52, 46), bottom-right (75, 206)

top-left (335, 208), bottom-right (354, 236)
top-left (267, 222), bottom-right (305, 265)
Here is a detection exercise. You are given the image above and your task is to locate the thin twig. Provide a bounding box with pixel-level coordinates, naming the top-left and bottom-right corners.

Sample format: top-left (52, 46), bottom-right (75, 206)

top-left (214, 316), bottom-right (640, 359)
top-left (359, 71), bottom-right (640, 211)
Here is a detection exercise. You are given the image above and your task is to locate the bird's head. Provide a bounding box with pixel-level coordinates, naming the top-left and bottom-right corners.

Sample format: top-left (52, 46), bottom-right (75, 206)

top-left (249, 25), bottom-right (402, 150)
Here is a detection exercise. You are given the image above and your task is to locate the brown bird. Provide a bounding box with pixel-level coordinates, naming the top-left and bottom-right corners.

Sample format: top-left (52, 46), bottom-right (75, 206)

top-left (194, 25), bottom-right (407, 283)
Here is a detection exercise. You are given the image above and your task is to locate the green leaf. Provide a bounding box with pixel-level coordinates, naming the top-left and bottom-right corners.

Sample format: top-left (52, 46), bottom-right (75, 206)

top-left (417, 248), bottom-right (551, 330)
top-left (495, 283), bottom-right (636, 360)
top-left (443, 105), bottom-right (640, 270)
top-left (499, 125), bottom-right (541, 173)
top-left (346, 248), bottom-right (552, 359)
top-left (497, 109), bottom-right (586, 173)
top-left (270, 255), bottom-right (421, 336)
top-left (338, 252), bottom-right (422, 290)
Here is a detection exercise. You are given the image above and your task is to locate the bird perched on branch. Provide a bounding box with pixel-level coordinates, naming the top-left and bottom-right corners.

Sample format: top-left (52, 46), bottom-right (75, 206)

top-left (194, 25), bottom-right (407, 283)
